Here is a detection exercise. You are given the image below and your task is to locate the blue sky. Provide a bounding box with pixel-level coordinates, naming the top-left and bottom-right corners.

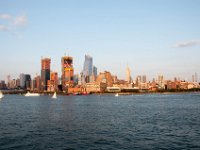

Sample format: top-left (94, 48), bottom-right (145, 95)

top-left (0, 0), bottom-right (200, 81)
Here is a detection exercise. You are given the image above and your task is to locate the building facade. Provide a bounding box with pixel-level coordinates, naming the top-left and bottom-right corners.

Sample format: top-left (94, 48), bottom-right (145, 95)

top-left (41, 57), bottom-right (51, 91)
top-left (47, 72), bottom-right (58, 92)
top-left (61, 56), bottom-right (74, 91)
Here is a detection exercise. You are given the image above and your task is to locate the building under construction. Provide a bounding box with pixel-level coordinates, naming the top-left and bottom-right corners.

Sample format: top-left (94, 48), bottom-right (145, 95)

top-left (61, 56), bottom-right (74, 91)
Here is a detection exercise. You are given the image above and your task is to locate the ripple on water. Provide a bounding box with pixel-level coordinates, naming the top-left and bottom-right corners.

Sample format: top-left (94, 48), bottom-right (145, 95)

top-left (0, 94), bottom-right (200, 149)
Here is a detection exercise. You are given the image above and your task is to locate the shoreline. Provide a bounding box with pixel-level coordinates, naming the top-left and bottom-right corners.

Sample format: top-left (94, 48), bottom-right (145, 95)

top-left (1, 90), bottom-right (200, 95)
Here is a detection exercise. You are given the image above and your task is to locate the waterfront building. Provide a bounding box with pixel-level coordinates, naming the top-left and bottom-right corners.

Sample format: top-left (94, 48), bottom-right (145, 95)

top-left (61, 56), bottom-right (74, 91)
top-left (47, 72), bottom-right (58, 92)
top-left (41, 57), bottom-right (51, 91)
top-left (0, 80), bottom-right (6, 89)
top-left (68, 87), bottom-right (83, 94)
top-left (96, 71), bottom-right (113, 87)
top-left (85, 82), bottom-right (107, 93)
top-left (165, 80), bottom-right (178, 90)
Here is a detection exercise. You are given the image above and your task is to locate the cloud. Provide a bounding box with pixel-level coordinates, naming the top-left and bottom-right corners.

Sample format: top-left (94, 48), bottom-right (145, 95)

top-left (13, 15), bottom-right (27, 26)
top-left (0, 13), bottom-right (12, 20)
top-left (0, 24), bottom-right (8, 31)
top-left (0, 13), bottom-right (27, 36)
top-left (173, 40), bottom-right (200, 48)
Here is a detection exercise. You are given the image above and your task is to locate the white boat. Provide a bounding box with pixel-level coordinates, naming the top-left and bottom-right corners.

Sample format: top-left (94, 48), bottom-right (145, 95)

top-left (25, 92), bottom-right (40, 97)
top-left (52, 92), bottom-right (57, 99)
top-left (0, 91), bottom-right (4, 99)
top-left (115, 93), bottom-right (119, 97)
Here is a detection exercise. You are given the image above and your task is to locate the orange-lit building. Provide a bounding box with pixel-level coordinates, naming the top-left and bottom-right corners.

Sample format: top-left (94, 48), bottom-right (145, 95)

top-left (61, 56), bottom-right (74, 91)
top-left (34, 75), bottom-right (41, 92)
top-left (41, 57), bottom-right (51, 91)
top-left (47, 72), bottom-right (58, 92)
top-left (96, 71), bottom-right (113, 87)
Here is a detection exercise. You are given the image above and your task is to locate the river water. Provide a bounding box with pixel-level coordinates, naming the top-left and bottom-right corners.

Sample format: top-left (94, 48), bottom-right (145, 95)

top-left (0, 93), bottom-right (200, 149)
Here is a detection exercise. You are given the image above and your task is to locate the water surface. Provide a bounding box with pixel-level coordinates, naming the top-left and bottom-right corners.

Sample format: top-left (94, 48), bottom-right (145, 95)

top-left (0, 93), bottom-right (200, 149)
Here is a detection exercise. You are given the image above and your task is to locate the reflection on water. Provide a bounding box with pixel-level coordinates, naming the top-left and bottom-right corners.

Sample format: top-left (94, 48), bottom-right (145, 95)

top-left (0, 93), bottom-right (200, 149)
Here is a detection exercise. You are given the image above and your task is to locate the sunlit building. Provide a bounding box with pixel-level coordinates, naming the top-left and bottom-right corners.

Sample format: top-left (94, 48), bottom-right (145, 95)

top-left (41, 57), bottom-right (51, 91)
top-left (157, 75), bottom-right (164, 89)
top-left (83, 55), bottom-right (93, 76)
top-left (96, 71), bottom-right (113, 87)
top-left (126, 65), bottom-right (131, 83)
top-left (61, 56), bottom-right (74, 91)
top-left (47, 72), bottom-right (58, 92)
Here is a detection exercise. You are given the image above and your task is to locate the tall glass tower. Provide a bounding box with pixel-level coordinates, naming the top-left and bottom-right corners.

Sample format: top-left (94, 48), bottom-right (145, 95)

top-left (83, 55), bottom-right (93, 77)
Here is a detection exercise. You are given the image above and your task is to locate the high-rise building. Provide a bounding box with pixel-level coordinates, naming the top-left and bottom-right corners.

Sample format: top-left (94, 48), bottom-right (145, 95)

top-left (195, 72), bottom-right (198, 82)
top-left (192, 72), bottom-right (198, 82)
top-left (25, 74), bottom-right (31, 90)
top-left (41, 57), bottom-right (51, 91)
top-left (61, 56), bottom-right (74, 90)
top-left (141, 75), bottom-right (147, 83)
top-left (19, 73), bottom-right (31, 89)
top-left (20, 73), bottom-right (25, 88)
top-left (47, 72), bottom-right (58, 92)
top-left (157, 75), bottom-right (164, 89)
top-left (126, 65), bottom-right (131, 83)
top-left (83, 55), bottom-right (93, 82)
top-left (93, 66), bottom-right (97, 78)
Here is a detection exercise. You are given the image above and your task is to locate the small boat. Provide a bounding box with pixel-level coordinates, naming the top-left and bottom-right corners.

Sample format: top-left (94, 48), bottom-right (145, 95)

top-left (25, 92), bottom-right (40, 97)
top-left (52, 92), bottom-right (57, 99)
top-left (115, 93), bottom-right (119, 97)
top-left (0, 91), bottom-right (4, 99)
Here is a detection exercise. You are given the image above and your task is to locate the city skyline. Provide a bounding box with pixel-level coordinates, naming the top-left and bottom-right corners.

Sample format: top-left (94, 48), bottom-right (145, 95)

top-left (0, 0), bottom-right (200, 81)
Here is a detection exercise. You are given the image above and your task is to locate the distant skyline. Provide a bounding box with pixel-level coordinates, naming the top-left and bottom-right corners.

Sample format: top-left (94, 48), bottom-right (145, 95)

top-left (0, 0), bottom-right (200, 81)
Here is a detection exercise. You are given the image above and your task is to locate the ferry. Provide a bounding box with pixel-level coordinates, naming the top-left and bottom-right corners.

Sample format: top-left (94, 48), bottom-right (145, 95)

top-left (25, 92), bottom-right (40, 97)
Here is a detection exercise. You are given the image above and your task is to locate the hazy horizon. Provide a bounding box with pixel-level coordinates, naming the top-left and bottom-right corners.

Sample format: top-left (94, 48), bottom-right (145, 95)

top-left (1, 0), bottom-right (200, 81)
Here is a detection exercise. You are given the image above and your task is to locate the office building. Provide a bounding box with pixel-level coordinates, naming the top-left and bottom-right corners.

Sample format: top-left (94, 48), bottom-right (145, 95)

top-left (61, 56), bottom-right (74, 90)
top-left (41, 57), bottom-right (51, 91)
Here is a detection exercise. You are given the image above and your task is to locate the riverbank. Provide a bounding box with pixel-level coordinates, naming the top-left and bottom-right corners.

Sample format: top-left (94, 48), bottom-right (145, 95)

top-left (1, 89), bottom-right (200, 96)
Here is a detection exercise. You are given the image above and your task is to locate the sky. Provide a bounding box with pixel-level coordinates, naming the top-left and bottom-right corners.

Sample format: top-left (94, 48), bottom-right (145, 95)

top-left (0, 0), bottom-right (200, 82)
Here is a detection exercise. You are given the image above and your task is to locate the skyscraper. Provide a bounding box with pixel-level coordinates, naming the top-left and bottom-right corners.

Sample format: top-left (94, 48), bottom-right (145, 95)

top-left (92, 66), bottom-right (98, 81)
top-left (126, 65), bottom-right (131, 83)
top-left (20, 73), bottom-right (25, 88)
top-left (83, 55), bottom-right (93, 80)
top-left (41, 57), bottom-right (51, 91)
top-left (61, 56), bottom-right (74, 90)
top-left (157, 75), bottom-right (164, 89)
top-left (20, 73), bottom-right (31, 89)
top-left (192, 72), bottom-right (198, 82)
top-left (195, 72), bottom-right (198, 82)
